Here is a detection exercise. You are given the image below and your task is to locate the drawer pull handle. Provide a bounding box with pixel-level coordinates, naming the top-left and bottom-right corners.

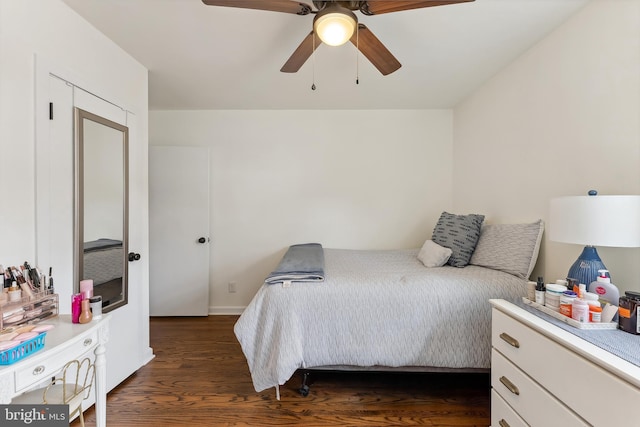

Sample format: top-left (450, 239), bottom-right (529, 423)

top-left (499, 419), bottom-right (510, 427)
top-left (499, 376), bottom-right (520, 395)
top-left (499, 332), bottom-right (520, 348)
top-left (33, 365), bottom-right (45, 375)
top-left (84, 338), bottom-right (93, 346)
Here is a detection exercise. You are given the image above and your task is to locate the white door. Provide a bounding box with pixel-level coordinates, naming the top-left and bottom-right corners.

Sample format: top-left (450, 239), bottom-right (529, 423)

top-left (149, 146), bottom-right (210, 316)
top-left (38, 74), bottom-right (151, 393)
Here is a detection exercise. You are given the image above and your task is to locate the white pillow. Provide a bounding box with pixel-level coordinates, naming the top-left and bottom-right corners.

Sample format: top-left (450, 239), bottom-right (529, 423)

top-left (418, 240), bottom-right (453, 268)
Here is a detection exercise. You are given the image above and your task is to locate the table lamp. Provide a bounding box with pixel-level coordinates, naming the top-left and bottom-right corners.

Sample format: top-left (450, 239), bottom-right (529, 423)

top-left (549, 192), bottom-right (640, 286)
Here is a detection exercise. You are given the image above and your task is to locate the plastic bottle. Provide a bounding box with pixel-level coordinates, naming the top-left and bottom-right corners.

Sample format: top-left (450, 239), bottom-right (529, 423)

top-left (71, 293), bottom-right (83, 324)
top-left (588, 269), bottom-right (620, 307)
top-left (578, 283), bottom-right (586, 299)
top-left (560, 291), bottom-right (577, 317)
top-left (572, 298), bottom-right (590, 323)
top-left (89, 296), bottom-right (103, 320)
top-left (545, 284), bottom-right (566, 311)
top-left (79, 298), bottom-right (93, 324)
top-left (527, 281), bottom-right (536, 301)
top-left (535, 276), bottom-right (545, 305)
top-left (589, 305), bottom-right (602, 323)
top-left (583, 291), bottom-right (600, 308)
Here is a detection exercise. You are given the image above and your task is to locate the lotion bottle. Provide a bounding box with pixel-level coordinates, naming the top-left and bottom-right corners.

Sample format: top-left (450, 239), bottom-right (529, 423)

top-left (588, 269), bottom-right (619, 307)
top-left (535, 276), bottom-right (546, 305)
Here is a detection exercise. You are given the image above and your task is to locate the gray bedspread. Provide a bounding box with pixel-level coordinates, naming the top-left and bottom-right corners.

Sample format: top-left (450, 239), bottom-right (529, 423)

top-left (234, 248), bottom-right (527, 392)
top-left (265, 243), bottom-right (324, 285)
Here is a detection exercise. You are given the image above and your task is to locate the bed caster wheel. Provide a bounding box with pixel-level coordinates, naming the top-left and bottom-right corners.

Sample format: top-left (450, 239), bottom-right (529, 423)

top-left (298, 384), bottom-right (310, 397)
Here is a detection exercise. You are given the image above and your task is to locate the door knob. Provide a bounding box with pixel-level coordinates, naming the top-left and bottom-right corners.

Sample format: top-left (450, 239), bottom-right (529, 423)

top-left (128, 252), bottom-right (141, 262)
top-left (198, 237), bottom-right (207, 244)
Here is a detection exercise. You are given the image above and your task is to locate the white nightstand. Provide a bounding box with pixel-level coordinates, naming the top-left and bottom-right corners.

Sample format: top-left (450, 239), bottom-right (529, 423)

top-left (489, 299), bottom-right (640, 427)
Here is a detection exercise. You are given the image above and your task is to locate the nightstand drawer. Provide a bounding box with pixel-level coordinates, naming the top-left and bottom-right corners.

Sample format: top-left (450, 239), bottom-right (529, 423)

top-left (491, 349), bottom-right (587, 426)
top-left (14, 330), bottom-right (97, 392)
top-left (492, 308), bottom-right (640, 426)
top-left (491, 389), bottom-right (527, 427)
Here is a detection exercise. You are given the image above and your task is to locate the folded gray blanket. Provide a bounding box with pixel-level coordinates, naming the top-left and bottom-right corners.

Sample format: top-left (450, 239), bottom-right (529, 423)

top-left (265, 243), bottom-right (325, 285)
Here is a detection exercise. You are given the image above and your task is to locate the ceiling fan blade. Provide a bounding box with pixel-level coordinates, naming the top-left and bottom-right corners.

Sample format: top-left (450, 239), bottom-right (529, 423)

top-left (361, 0), bottom-right (474, 15)
top-left (202, 0), bottom-right (313, 15)
top-left (350, 24), bottom-right (401, 76)
top-left (281, 32), bottom-right (320, 73)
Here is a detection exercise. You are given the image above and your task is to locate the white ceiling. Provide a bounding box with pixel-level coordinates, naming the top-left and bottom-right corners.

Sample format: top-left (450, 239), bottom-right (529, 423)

top-left (62, 0), bottom-right (590, 110)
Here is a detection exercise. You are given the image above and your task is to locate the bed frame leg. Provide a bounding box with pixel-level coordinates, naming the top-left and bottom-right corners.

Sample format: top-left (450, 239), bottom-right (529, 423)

top-left (298, 371), bottom-right (310, 397)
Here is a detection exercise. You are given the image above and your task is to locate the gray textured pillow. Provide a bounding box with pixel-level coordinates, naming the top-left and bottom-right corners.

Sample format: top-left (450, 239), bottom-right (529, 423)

top-left (431, 212), bottom-right (485, 267)
top-left (469, 220), bottom-right (544, 279)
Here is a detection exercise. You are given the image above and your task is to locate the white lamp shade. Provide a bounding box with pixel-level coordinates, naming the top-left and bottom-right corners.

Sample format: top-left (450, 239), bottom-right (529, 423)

top-left (549, 195), bottom-right (640, 248)
top-left (314, 9), bottom-right (356, 46)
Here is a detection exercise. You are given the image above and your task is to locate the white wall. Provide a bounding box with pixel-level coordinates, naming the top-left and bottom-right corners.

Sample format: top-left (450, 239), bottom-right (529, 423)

top-left (453, 0), bottom-right (640, 292)
top-left (152, 1), bottom-right (640, 313)
top-left (150, 110), bottom-right (453, 311)
top-left (0, 0), bottom-right (151, 389)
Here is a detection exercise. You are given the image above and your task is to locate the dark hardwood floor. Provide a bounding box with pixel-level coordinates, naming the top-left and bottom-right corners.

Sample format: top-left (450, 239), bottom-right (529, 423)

top-left (75, 316), bottom-right (491, 426)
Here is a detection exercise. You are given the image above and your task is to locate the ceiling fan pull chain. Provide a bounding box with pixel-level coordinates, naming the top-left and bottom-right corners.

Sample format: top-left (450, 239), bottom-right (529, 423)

top-left (356, 24), bottom-right (359, 85)
top-left (311, 32), bottom-right (317, 91)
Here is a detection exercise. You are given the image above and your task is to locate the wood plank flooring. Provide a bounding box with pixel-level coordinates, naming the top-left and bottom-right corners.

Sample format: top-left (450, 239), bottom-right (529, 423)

top-left (74, 316), bottom-right (491, 426)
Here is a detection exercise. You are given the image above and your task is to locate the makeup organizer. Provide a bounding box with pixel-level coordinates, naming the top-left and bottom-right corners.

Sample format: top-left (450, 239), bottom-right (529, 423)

top-left (0, 290), bottom-right (59, 332)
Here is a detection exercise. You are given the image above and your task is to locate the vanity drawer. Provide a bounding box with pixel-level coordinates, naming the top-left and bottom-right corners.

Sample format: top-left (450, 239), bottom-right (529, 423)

top-left (492, 308), bottom-right (640, 426)
top-left (491, 389), bottom-right (527, 427)
top-left (14, 330), bottom-right (97, 392)
top-left (491, 349), bottom-right (586, 426)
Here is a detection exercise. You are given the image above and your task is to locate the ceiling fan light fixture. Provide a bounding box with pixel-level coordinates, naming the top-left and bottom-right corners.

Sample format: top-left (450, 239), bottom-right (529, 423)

top-left (313, 5), bottom-right (357, 47)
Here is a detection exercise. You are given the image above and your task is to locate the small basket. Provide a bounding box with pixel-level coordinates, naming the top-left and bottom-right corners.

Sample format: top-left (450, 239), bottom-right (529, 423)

top-left (0, 332), bottom-right (47, 365)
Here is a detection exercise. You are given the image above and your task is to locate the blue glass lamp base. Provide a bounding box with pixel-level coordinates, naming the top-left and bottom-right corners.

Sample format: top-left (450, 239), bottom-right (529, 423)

top-left (566, 246), bottom-right (607, 286)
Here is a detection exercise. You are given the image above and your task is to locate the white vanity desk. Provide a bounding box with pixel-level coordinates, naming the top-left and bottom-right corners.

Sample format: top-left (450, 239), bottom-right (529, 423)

top-left (0, 314), bottom-right (110, 427)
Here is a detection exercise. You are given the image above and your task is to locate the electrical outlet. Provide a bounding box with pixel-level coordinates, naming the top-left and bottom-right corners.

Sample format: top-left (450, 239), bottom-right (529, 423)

top-left (228, 282), bottom-right (236, 293)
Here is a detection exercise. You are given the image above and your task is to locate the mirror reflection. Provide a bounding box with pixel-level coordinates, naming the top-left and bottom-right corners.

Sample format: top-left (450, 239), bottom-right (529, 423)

top-left (75, 108), bottom-right (129, 313)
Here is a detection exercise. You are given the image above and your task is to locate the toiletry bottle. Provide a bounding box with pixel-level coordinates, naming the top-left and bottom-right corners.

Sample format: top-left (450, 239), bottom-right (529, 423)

top-left (572, 298), bottom-right (589, 323)
top-left (79, 299), bottom-right (93, 324)
top-left (578, 283), bottom-right (586, 299)
top-left (72, 293), bottom-right (83, 323)
top-left (588, 269), bottom-right (619, 307)
top-left (535, 276), bottom-right (546, 305)
top-left (89, 296), bottom-right (103, 320)
top-left (560, 291), bottom-right (577, 317)
top-left (527, 281), bottom-right (536, 301)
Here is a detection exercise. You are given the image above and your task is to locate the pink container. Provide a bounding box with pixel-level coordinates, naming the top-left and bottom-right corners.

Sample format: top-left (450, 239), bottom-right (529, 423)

top-left (71, 293), bottom-right (83, 324)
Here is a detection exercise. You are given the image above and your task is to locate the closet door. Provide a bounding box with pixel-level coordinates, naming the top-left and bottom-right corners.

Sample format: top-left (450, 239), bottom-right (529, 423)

top-left (149, 146), bottom-right (210, 316)
top-left (37, 74), bottom-right (148, 394)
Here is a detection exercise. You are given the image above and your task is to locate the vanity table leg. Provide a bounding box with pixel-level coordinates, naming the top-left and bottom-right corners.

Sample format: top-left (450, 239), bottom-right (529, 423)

top-left (94, 343), bottom-right (107, 427)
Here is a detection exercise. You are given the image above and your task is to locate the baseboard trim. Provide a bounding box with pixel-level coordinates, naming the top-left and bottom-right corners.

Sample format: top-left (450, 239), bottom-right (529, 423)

top-left (209, 306), bottom-right (246, 315)
top-left (142, 347), bottom-right (155, 365)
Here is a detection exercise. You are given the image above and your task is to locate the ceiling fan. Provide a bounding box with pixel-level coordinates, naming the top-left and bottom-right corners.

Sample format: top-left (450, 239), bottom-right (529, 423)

top-left (202, 1), bottom-right (474, 76)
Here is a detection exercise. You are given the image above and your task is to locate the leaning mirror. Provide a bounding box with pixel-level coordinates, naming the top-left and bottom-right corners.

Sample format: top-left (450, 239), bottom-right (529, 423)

top-left (74, 108), bottom-right (129, 313)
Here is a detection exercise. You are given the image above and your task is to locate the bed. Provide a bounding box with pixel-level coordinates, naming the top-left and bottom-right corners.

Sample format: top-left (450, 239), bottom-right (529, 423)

top-left (234, 214), bottom-right (544, 396)
top-left (83, 238), bottom-right (124, 305)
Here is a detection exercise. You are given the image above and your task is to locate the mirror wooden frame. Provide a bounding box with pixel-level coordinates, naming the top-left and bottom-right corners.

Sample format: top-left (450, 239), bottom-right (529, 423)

top-left (74, 107), bottom-right (129, 313)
